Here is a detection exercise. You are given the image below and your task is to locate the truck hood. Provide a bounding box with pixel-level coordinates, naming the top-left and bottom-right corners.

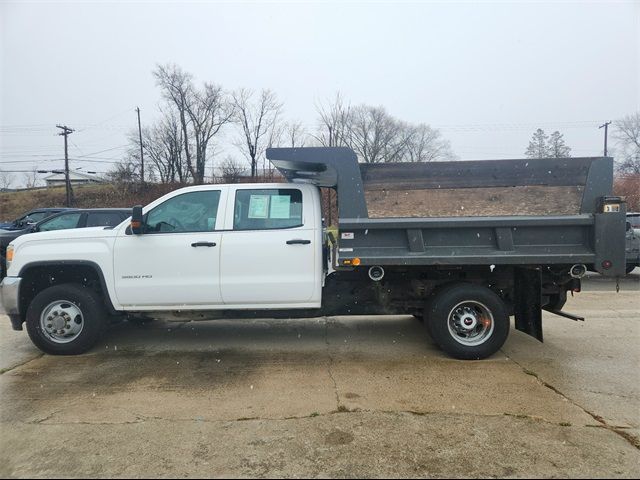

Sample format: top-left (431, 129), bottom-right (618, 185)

top-left (10, 226), bottom-right (118, 248)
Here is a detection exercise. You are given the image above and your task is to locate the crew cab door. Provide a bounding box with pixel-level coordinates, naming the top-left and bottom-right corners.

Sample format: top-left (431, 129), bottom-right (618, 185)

top-left (113, 189), bottom-right (226, 308)
top-left (219, 185), bottom-right (321, 306)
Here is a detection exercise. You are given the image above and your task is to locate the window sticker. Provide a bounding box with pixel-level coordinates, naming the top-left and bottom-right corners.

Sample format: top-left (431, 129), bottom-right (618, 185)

top-left (248, 195), bottom-right (269, 218)
top-left (269, 195), bottom-right (291, 219)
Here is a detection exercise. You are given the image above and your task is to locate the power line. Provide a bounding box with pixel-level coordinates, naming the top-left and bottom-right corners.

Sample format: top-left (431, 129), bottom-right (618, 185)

top-left (73, 144), bottom-right (129, 157)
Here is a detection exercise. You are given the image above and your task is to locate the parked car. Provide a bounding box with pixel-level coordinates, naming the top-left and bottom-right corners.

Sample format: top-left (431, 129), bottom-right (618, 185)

top-left (627, 212), bottom-right (640, 229)
top-left (0, 208), bottom-right (73, 231)
top-left (1, 208), bottom-right (130, 277)
top-left (626, 213), bottom-right (640, 274)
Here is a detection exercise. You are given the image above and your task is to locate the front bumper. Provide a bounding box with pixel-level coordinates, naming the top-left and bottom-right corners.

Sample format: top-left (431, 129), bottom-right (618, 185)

top-left (0, 276), bottom-right (22, 330)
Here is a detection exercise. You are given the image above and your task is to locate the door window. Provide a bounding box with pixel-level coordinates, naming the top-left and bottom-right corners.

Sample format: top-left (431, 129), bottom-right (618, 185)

top-left (87, 212), bottom-right (126, 227)
top-left (233, 189), bottom-right (303, 230)
top-left (145, 191), bottom-right (221, 233)
top-left (38, 213), bottom-right (82, 232)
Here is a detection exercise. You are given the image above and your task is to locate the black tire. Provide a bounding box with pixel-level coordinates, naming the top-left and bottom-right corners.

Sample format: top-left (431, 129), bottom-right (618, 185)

top-left (626, 264), bottom-right (637, 275)
top-left (426, 283), bottom-right (509, 360)
top-left (26, 283), bottom-right (107, 355)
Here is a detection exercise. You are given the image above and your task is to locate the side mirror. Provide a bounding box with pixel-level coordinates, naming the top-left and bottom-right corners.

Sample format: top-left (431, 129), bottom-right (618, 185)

top-left (131, 205), bottom-right (144, 235)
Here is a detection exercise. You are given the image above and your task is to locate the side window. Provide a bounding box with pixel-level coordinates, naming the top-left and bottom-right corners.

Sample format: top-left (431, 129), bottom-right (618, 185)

top-left (86, 212), bottom-right (126, 227)
top-left (145, 191), bottom-right (221, 233)
top-left (234, 189), bottom-right (303, 231)
top-left (38, 213), bottom-right (82, 232)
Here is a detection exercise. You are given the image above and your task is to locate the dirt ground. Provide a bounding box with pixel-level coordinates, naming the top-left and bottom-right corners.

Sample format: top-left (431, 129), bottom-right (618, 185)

top-left (0, 274), bottom-right (638, 478)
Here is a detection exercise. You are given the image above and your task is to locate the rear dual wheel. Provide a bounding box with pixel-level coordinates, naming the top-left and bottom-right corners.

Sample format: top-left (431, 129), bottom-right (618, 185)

top-left (424, 283), bottom-right (509, 360)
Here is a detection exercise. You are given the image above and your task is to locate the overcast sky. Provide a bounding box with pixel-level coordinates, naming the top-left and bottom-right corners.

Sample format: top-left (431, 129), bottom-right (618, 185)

top-left (1, 0), bottom-right (638, 187)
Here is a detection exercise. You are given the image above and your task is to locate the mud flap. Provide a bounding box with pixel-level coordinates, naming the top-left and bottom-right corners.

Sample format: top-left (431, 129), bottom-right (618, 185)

top-left (514, 268), bottom-right (543, 342)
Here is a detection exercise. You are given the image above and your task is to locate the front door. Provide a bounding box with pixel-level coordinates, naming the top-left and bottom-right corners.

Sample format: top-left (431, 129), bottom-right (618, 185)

top-left (220, 187), bottom-right (319, 306)
top-left (113, 189), bottom-right (225, 308)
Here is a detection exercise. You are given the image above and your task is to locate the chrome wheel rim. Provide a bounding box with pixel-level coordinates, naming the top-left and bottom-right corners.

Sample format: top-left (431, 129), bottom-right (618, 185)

top-left (447, 301), bottom-right (494, 346)
top-left (40, 300), bottom-right (85, 344)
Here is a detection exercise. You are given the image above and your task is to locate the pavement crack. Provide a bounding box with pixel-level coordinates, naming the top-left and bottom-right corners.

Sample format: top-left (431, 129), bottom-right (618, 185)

top-left (29, 410), bottom-right (62, 424)
top-left (18, 408), bottom-right (630, 430)
top-left (501, 349), bottom-right (640, 451)
top-left (324, 316), bottom-right (341, 411)
top-left (0, 353), bottom-right (45, 375)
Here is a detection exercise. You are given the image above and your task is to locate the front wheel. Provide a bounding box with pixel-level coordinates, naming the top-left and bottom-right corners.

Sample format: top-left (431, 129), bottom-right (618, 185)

top-left (25, 283), bottom-right (107, 355)
top-left (426, 283), bottom-right (510, 360)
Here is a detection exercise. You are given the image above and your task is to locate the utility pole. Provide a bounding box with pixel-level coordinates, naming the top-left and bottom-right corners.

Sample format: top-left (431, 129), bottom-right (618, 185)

top-left (136, 107), bottom-right (144, 185)
top-left (56, 125), bottom-right (74, 207)
top-left (599, 121), bottom-right (612, 156)
top-left (326, 125), bottom-right (333, 227)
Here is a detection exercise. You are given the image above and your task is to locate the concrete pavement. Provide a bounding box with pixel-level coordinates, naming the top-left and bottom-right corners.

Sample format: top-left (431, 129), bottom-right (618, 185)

top-left (0, 274), bottom-right (638, 478)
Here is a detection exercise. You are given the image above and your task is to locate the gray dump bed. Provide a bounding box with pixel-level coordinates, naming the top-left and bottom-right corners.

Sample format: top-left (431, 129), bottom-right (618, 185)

top-left (267, 147), bottom-right (627, 276)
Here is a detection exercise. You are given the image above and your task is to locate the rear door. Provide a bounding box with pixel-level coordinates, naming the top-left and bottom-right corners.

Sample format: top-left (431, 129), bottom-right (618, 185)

top-left (219, 186), bottom-right (320, 306)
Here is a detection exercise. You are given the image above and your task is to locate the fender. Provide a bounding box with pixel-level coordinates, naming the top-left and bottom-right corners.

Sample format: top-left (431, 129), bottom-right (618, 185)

top-left (18, 260), bottom-right (118, 315)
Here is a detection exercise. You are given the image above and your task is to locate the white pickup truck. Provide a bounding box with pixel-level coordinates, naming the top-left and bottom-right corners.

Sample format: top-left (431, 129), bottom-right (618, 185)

top-left (0, 147), bottom-right (627, 360)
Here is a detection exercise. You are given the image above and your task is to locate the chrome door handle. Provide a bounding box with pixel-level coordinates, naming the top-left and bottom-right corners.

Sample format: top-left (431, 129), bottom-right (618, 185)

top-left (191, 242), bottom-right (217, 247)
top-left (286, 239), bottom-right (311, 245)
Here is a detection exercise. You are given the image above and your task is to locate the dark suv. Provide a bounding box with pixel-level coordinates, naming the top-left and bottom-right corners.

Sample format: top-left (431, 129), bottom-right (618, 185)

top-left (1, 208), bottom-right (130, 277)
top-left (0, 208), bottom-right (74, 231)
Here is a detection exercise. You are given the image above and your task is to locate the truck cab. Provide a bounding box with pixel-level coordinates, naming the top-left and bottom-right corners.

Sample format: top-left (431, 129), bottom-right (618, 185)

top-left (113, 183), bottom-right (323, 309)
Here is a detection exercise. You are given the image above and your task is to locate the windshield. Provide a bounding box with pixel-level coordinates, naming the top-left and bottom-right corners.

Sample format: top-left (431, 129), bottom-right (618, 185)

top-left (18, 211), bottom-right (50, 225)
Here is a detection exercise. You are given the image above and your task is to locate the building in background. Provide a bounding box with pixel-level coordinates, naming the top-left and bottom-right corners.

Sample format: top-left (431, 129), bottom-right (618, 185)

top-left (44, 171), bottom-right (104, 188)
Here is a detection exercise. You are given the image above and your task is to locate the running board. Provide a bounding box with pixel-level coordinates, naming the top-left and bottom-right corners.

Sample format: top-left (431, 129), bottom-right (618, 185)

top-left (544, 308), bottom-right (585, 322)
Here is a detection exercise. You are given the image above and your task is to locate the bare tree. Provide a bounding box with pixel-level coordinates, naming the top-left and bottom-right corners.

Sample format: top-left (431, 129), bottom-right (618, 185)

top-left (403, 124), bottom-right (455, 162)
top-left (153, 64), bottom-right (197, 181)
top-left (141, 110), bottom-right (188, 184)
top-left (348, 105), bottom-right (405, 163)
top-left (22, 168), bottom-right (39, 189)
top-left (614, 112), bottom-right (640, 174)
top-left (219, 156), bottom-right (245, 183)
top-left (231, 88), bottom-right (282, 178)
top-left (314, 93), bottom-right (352, 147)
top-left (316, 95), bottom-right (452, 163)
top-left (107, 160), bottom-right (139, 185)
top-left (283, 121), bottom-right (307, 147)
top-left (0, 170), bottom-right (14, 190)
top-left (185, 82), bottom-right (233, 183)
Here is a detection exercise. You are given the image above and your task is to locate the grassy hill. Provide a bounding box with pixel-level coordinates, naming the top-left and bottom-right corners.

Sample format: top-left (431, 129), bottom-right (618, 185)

top-left (0, 183), bottom-right (183, 222)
